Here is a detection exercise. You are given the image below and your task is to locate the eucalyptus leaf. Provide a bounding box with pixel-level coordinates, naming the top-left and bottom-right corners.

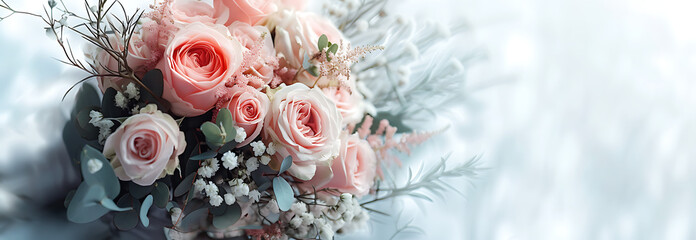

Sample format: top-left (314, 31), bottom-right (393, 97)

top-left (212, 203), bottom-right (241, 229)
top-left (129, 182), bottom-right (154, 199)
top-left (100, 198), bottom-right (133, 211)
top-left (189, 151), bottom-right (217, 161)
top-left (217, 140), bottom-right (237, 154)
top-left (307, 66), bottom-right (319, 77)
top-left (114, 194), bottom-right (140, 231)
top-left (174, 172), bottom-right (196, 197)
top-left (75, 107), bottom-right (100, 140)
top-left (201, 121), bottom-right (224, 146)
top-left (140, 195), bottom-right (153, 227)
top-left (152, 182), bottom-right (170, 208)
top-left (272, 177), bottom-right (294, 211)
top-left (80, 145), bottom-right (120, 199)
top-left (101, 87), bottom-right (127, 118)
top-left (327, 44), bottom-right (339, 61)
top-left (302, 53), bottom-right (312, 70)
top-left (215, 108), bottom-right (235, 142)
top-left (179, 207), bottom-right (209, 232)
top-left (278, 155), bottom-right (293, 175)
top-left (317, 34), bottom-right (328, 51)
top-left (257, 181), bottom-right (272, 192)
top-left (210, 204), bottom-right (227, 217)
top-left (72, 83), bottom-right (100, 118)
top-left (67, 183), bottom-right (109, 223)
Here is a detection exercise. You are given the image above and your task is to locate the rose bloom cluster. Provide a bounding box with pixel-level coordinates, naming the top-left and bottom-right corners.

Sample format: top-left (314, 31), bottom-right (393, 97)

top-left (88, 0), bottom-right (378, 237)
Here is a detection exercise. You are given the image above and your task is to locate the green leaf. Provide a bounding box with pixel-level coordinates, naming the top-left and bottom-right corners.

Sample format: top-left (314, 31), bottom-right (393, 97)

top-left (189, 151), bottom-right (217, 161)
top-left (67, 183), bottom-right (109, 223)
top-left (278, 155), bottom-right (292, 175)
top-left (216, 108), bottom-right (235, 143)
top-left (201, 121), bottom-right (224, 146)
top-left (213, 203), bottom-right (242, 229)
top-left (317, 34), bottom-right (328, 51)
top-left (174, 172), bottom-right (196, 197)
top-left (327, 44), bottom-right (339, 61)
top-left (217, 140), bottom-right (237, 154)
top-left (307, 66), bottom-right (319, 77)
top-left (152, 182), bottom-right (170, 208)
top-left (100, 198), bottom-right (133, 211)
top-left (273, 177), bottom-right (293, 211)
top-left (302, 53), bottom-right (312, 70)
top-left (210, 204), bottom-right (227, 217)
top-left (129, 182), bottom-right (154, 199)
top-left (179, 208), bottom-right (209, 232)
top-left (80, 145), bottom-right (120, 199)
top-left (114, 194), bottom-right (140, 231)
top-left (166, 201), bottom-right (176, 212)
top-left (74, 107), bottom-right (100, 140)
top-left (72, 83), bottom-right (100, 118)
top-left (101, 87), bottom-right (127, 118)
top-left (140, 195), bottom-right (153, 227)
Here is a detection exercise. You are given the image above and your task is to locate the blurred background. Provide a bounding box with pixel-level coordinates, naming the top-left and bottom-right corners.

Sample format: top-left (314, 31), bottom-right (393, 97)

top-left (2, 0), bottom-right (696, 239)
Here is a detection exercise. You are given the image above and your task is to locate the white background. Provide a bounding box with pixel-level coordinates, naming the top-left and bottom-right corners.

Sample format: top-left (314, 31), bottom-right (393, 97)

top-left (1, 0), bottom-right (696, 239)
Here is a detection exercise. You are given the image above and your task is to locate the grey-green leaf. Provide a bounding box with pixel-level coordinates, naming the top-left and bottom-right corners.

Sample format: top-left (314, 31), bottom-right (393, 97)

top-left (317, 34), bottom-right (328, 51)
top-left (212, 203), bottom-right (241, 229)
top-left (80, 145), bottom-right (120, 199)
top-left (114, 195), bottom-right (140, 231)
top-left (129, 182), bottom-right (154, 199)
top-left (100, 198), bottom-right (133, 211)
top-left (189, 151), bottom-right (217, 161)
top-left (179, 208), bottom-right (209, 232)
top-left (327, 44), bottom-right (339, 61)
top-left (67, 183), bottom-right (109, 223)
top-left (201, 121), bottom-right (224, 146)
top-left (307, 66), bottom-right (319, 77)
top-left (152, 183), bottom-right (170, 208)
top-left (72, 83), bottom-right (100, 118)
top-left (216, 108), bottom-right (235, 143)
top-left (273, 177), bottom-right (293, 211)
top-left (140, 195), bottom-right (153, 227)
top-left (174, 172), bottom-right (196, 197)
top-left (278, 155), bottom-right (292, 175)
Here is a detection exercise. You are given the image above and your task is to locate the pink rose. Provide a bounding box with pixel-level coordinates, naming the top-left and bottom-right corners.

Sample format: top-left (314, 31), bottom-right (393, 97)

top-left (213, 0), bottom-right (278, 26)
top-left (264, 83), bottom-right (343, 180)
top-left (228, 22), bottom-right (276, 89)
top-left (278, 0), bottom-right (306, 10)
top-left (270, 10), bottom-right (344, 87)
top-left (223, 85), bottom-right (270, 147)
top-left (303, 132), bottom-right (377, 197)
top-left (171, 0), bottom-right (216, 25)
top-left (94, 35), bottom-right (152, 92)
top-left (322, 79), bottom-right (367, 126)
top-left (104, 104), bottom-right (186, 186)
top-left (157, 23), bottom-right (243, 117)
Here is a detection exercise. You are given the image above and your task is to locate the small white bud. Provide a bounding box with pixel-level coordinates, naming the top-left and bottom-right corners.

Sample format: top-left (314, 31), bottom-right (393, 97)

top-left (86, 159), bottom-right (103, 174)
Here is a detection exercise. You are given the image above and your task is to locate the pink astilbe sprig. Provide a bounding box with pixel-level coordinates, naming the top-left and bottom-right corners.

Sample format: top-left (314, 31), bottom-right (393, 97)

top-left (229, 32), bottom-right (280, 89)
top-left (136, 0), bottom-right (178, 69)
top-left (309, 41), bottom-right (384, 90)
top-left (356, 115), bottom-right (445, 178)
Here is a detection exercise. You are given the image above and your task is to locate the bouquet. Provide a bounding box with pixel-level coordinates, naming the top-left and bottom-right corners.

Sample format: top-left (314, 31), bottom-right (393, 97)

top-left (0, 0), bottom-right (479, 238)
